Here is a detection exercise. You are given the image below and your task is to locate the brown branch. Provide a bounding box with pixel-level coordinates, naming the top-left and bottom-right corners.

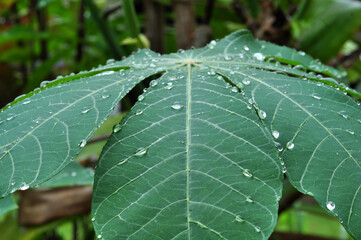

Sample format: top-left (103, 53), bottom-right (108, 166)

top-left (76, 0), bottom-right (86, 63)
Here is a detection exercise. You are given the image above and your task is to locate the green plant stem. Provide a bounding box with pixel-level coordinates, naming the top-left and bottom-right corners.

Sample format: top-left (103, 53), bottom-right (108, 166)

top-left (85, 0), bottom-right (124, 59)
top-left (121, 0), bottom-right (144, 48)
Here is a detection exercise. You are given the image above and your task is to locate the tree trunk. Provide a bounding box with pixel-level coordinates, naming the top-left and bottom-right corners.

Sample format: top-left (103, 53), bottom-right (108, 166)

top-left (145, 0), bottom-right (165, 53)
top-left (172, 0), bottom-right (195, 50)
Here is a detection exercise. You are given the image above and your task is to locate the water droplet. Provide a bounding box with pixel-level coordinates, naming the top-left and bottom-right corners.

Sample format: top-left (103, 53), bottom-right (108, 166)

top-left (282, 166), bottom-right (287, 173)
top-left (346, 130), bottom-right (354, 135)
top-left (135, 109), bottom-right (143, 115)
top-left (135, 147), bottom-right (147, 157)
top-left (253, 52), bottom-right (265, 61)
top-left (78, 139), bottom-right (87, 148)
top-left (243, 169), bottom-right (252, 178)
top-left (272, 130), bottom-right (279, 139)
top-left (40, 80), bottom-right (51, 88)
top-left (298, 51), bottom-right (306, 56)
top-left (81, 108), bottom-right (90, 114)
top-left (101, 94), bottom-right (110, 99)
top-left (275, 142), bottom-right (283, 152)
top-left (97, 234), bottom-right (102, 239)
top-left (254, 226), bottom-right (261, 232)
top-left (171, 102), bottom-right (184, 110)
top-left (243, 45), bottom-right (249, 51)
top-left (20, 183), bottom-right (29, 191)
top-left (138, 94), bottom-right (145, 101)
top-left (71, 172), bottom-right (77, 177)
top-left (246, 197), bottom-right (254, 203)
top-left (22, 99), bottom-right (31, 105)
top-left (338, 111), bottom-right (348, 119)
top-left (6, 114), bottom-right (16, 121)
top-left (242, 79), bottom-right (250, 85)
top-left (312, 93), bottom-right (321, 100)
top-left (293, 65), bottom-right (306, 71)
top-left (106, 59), bottom-right (115, 64)
top-left (207, 69), bottom-right (216, 76)
top-left (224, 55), bottom-right (232, 61)
top-left (150, 80), bottom-right (158, 87)
top-left (113, 124), bottom-right (122, 133)
top-left (286, 142), bottom-right (294, 150)
top-left (208, 40), bottom-right (217, 49)
top-left (11, 181), bottom-right (15, 186)
top-left (326, 201), bottom-right (335, 211)
top-left (258, 110), bottom-right (266, 120)
top-left (91, 217), bottom-right (95, 222)
top-left (235, 215), bottom-right (244, 222)
top-left (231, 87), bottom-right (238, 93)
top-left (97, 70), bottom-right (115, 76)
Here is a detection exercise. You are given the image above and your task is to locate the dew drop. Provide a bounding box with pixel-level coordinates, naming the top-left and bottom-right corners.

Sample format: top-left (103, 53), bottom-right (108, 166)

top-left (253, 52), bottom-right (265, 61)
top-left (272, 130), bottom-right (279, 139)
top-left (312, 93), bottom-right (321, 100)
top-left (346, 130), bottom-right (354, 135)
top-left (338, 111), bottom-right (348, 119)
top-left (224, 55), bottom-right (232, 61)
top-left (135, 147), bottom-right (147, 157)
top-left (275, 142), bottom-right (283, 152)
top-left (81, 108), bottom-right (90, 114)
top-left (258, 110), bottom-right (267, 120)
top-left (243, 169), bottom-right (253, 178)
top-left (298, 51), bottom-right (306, 56)
top-left (40, 80), bottom-right (51, 88)
top-left (98, 70), bottom-right (115, 76)
top-left (135, 109), bottom-right (143, 115)
top-left (71, 172), bottom-right (77, 177)
top-left (235, 215), bottom-right (244, 222)
top-left (171, 102), bottom-right (184, 110)
top-left (150, 80), bottom-right (158, 87)
top-left (282, 166), bottom-right (287, 173)
top-left (22, 99), bottom-right (31, 105)
top-left (20, 183), bottom-right (29, 191)
top-left (326, 201), bottom-right (335, 211)
top-left (6, 114), bottom-right (16, 121)
top-left (101, 94), bottom-right (110, 99)
top-left (78, 139), bottom-right (87, 148)
top-left (106, 58), bottom-right (115, 64)
top-left (286, 142), bottom-right (294, 150)
top-left (113, 124), bottom-right (122, 133)
top-left (254, 226), bottom-right (261, 232)
top-left (242, 79), bottom-right (250, 85)
top-left (293, 65), bottom-right (306, 71)
top-left (246, 197), bottom-right (254, 203)
top-left (243, 45), bottom-right (249, 51)
top-left (138, 94), bottom-right (145, 101)
top-left (208, 40), bottom-right (217, 49)
top-left (231, 86), bottom-right (238, 93)
top-left (97, 234), bottom-right (102, 239)
top-left (91, 217), bottom-right (95, 222)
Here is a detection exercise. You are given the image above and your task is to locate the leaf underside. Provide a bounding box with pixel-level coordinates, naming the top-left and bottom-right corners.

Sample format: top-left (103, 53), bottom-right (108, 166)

top-left (0, 30), bottom-right (360, 239)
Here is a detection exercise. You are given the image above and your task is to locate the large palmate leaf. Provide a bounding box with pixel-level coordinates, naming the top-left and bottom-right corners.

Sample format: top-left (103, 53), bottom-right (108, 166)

top-left (1, 30), bottom-right (360, 239)
top-left (91, 31), bottom-right (361, 239)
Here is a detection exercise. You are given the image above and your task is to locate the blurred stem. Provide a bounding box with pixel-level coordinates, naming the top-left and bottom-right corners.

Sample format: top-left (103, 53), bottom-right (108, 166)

top-left (85, 0), bottom-right (124, 59)
top-left (121, 0), bottom-right (144, 48)
top-left (36, 5), bottom-right (48, 61)
top-left (278, 178), bottom-right (303, 214)
top-left (145, 0), bottom-right (164, 53)
top-left (76, 0), bottom-right (86, 64)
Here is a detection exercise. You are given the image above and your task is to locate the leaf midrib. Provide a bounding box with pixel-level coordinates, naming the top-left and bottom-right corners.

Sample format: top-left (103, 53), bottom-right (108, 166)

top-left (186, 63), bottom-right (192, 239)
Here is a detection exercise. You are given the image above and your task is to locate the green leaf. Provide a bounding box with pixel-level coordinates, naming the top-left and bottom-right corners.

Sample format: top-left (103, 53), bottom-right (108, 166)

top-left (0, 195), bottom-right (17, 217)
top-left (38, 162), bottom-right (94, 188)
top-left (294, 0), bottom-right (361, 61)
top-left (0, 49), bottom-right (162, 197)
top-left (91, 30), bottom-right (360, 239)
top-left (1, 30), bottom-right (361, 239)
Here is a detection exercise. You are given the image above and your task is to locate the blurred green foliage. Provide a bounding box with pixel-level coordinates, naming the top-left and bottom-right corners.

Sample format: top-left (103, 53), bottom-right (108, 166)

top-left (0, 0), bottom-right (360, 239)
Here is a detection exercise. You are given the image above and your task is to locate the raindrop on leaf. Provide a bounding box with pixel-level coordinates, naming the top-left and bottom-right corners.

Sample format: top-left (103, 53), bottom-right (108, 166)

top-left (135, 147), bottom-right (147, 157)
top-left (326, 201), bottom-right (335, 211)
